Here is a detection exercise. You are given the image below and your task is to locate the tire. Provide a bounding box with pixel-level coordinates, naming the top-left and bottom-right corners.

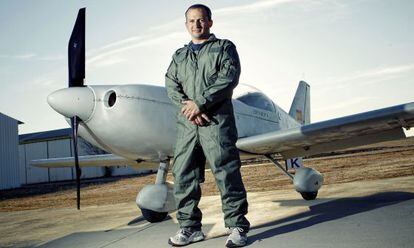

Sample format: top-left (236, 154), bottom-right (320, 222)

top-left (140, 208), bottom-right (168, 223)
top-left (300, 191), bottom-right (318, 201)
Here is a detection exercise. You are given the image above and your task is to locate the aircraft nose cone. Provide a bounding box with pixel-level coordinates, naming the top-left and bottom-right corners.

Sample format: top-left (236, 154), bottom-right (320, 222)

top-left (47, 87), bottom-right (95, 121)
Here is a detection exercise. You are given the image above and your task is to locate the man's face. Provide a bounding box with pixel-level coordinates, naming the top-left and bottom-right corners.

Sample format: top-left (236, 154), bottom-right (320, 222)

top-left (185, 8), bottom-right (213, 41)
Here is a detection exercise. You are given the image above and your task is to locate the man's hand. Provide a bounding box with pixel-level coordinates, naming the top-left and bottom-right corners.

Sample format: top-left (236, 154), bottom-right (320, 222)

top-left (181, 100), bottom-right (200, 120)
top-left (182, 100), bottom-right (210, 126)
top-left (191, 113), bottom-right (211, 126)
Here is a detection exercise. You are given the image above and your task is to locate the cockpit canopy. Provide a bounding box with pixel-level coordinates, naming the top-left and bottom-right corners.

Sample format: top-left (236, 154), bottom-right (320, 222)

top-left (233, 84), bottom-right (276, 112)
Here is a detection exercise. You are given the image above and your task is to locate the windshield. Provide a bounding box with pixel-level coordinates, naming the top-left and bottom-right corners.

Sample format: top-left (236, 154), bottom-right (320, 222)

top-left (234, 84), bottom-right (276, 112)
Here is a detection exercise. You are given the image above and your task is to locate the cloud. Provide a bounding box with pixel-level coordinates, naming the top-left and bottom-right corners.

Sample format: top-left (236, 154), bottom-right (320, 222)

top-left (0, 53), bottom-right (37, 60)
top-left (90, 36), bottom-right (145, 53)
top-left (86, 32), bottom-right (185, 67)
top-left (216, 0), bottom-right (300, 15)
top-left (315, 64), bottom-right (414, 94)
top-left (0, 53), bottom-right (64, 61)
top-left (332, 64), bottom-right (414, 85)
top-left (313, 96), bottom-right (375, 114)
top-left (30, 77), bottom-right (59, 87)
top-left (90, 57), bottom-right (126, 68)
top-left (37, 55), bottom-right (65, 61)
top-left (150, 0), bottom-right (302, 32)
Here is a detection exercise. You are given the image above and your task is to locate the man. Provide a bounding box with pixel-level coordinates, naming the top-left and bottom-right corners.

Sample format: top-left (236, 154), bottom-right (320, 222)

top-left (165, 4), bottom-right (250, 247)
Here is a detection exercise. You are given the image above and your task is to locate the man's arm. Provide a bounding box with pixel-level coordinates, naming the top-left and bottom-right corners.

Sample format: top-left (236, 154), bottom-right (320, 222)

top-left (166, 54), bottom-right (210, 125)
top-left (165, 57), bottom-right (188, 108)
top-left (193, 41), bottom-right (241, 112)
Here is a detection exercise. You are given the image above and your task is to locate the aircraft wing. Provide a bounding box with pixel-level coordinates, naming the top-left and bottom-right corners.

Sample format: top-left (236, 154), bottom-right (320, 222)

top-left (237, 102), bottom-right (414, 159)
top-left (31, 154), bottom-right (158, 170)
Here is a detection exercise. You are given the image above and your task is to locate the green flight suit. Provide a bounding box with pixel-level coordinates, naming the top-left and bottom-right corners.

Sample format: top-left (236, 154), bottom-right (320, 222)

top-left (165, 34), bottom-right (250, 231)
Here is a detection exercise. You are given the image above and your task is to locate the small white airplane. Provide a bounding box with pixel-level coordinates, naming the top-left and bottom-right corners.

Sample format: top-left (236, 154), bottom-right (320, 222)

top-left (34, 8), bottom-right (414, 223)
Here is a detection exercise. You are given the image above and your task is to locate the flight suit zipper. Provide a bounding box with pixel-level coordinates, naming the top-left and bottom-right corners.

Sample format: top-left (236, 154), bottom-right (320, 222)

top-left (192, 50), bottom-right (199, 139)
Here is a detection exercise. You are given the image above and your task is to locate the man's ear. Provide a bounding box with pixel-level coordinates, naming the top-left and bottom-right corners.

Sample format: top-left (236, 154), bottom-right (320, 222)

top-left (208, 20), bottom-right (213, 28)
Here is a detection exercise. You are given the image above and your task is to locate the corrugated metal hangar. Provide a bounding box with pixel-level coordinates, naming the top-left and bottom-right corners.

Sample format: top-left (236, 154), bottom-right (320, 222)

top-left (19, 128), bottom-right (106, 184)
top-left (0, 113), bottom-right (22, 190)
top-left (1, 112), bottom-right (146, 190)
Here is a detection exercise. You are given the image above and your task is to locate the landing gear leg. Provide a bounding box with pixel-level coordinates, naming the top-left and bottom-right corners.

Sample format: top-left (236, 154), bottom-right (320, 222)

top-left (136, 159), bottom-right (176, 223)
top-left (264, 155), bottom-right (294, 181)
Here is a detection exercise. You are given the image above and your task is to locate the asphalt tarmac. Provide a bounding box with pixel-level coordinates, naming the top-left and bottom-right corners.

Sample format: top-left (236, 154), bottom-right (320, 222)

top-left (32, 176), bottom-right (414, 248)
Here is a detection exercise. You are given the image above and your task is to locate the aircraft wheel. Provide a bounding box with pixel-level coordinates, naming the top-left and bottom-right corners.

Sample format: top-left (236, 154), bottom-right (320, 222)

top-left (300, 191), bottom-right (318, 201)
top-left (140, 208), bottom-right (168, 223)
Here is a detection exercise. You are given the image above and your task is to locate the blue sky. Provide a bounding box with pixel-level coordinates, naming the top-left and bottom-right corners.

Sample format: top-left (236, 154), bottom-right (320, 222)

top-left (0, 0), bottom-right (413, 135)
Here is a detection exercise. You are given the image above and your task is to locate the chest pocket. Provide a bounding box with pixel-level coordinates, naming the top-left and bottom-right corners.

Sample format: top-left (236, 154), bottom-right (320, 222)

top-left (203, 49), bottom-right (221, 87)
top-left (175, 50), bottom-right (190, 82)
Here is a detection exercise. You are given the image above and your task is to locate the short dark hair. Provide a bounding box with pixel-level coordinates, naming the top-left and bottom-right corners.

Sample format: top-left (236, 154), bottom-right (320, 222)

top-left (185, 4), bottom-right (212, 21)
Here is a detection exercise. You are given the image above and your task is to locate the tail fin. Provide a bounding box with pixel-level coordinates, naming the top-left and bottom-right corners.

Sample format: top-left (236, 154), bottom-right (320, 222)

top-left (286, 81), bottom-right (310, 170)
top-left (289, 81), bottom-right (310, 125)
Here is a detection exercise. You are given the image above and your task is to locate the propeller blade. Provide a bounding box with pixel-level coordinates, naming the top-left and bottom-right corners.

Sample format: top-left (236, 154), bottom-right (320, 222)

top-left (70, 116), bottom-right (82, 210)
top-left (68, 8), bottom-right (85, 87)
top-left (67, 8), bottom-right (86, 209)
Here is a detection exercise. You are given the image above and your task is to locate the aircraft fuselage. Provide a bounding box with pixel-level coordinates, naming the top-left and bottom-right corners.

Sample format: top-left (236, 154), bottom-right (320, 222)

top-left (48, 84), bottom-right (300, 161)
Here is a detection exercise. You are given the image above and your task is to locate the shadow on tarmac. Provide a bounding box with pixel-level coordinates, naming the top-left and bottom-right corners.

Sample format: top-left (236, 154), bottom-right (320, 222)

top-left (37, 191), bottom-right (414, 247)
top-left (247, 191), bottom-right (414, 245)
top-left (127, 215), bottom-right (172, 226)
